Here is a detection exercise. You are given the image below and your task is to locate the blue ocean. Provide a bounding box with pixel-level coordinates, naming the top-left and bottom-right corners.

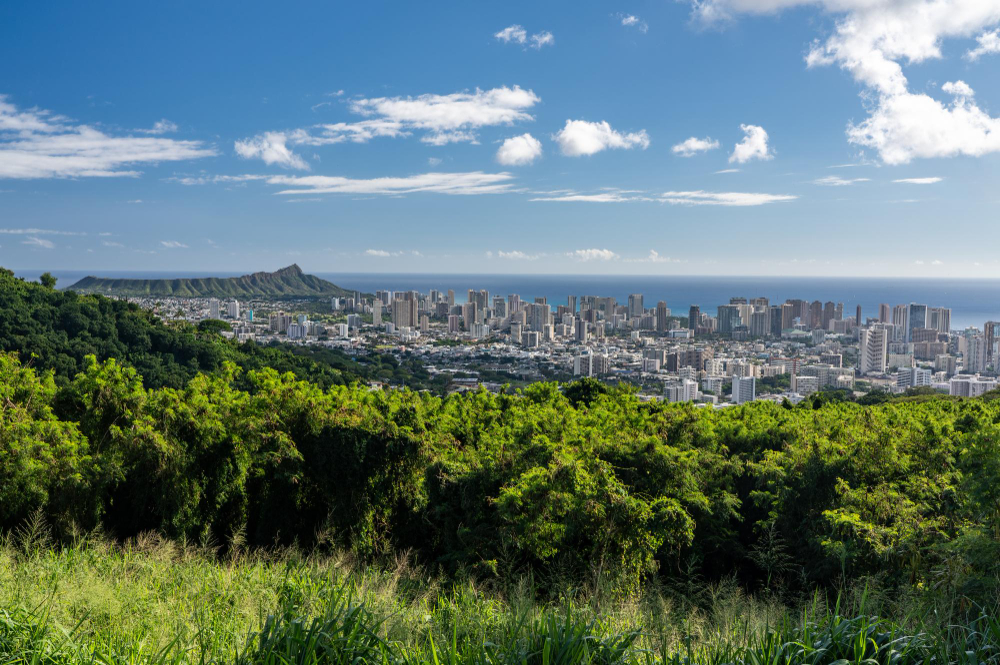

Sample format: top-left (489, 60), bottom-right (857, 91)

top-left (14, 269), bottom-right (1000, 331)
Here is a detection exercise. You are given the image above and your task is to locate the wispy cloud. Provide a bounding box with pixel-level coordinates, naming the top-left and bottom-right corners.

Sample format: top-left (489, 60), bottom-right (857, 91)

top-left (266, 171), bottom-right (516, 196)
top-left (22, 236), bottom-right (54, 248)
top-left (241, 86), bottom-right (541, 163)
top-left (0, 227), bottom-right (85, 236)
top-left (0, 96), bottom-right (215, 179)
top-left (494, 249), bottom-right (540, 260)
top-left (160, 240), bottom-right (188, 248)
top-left (893, 177), bottom-right (943, 184)
top-left (660, 190), bottom-right (797, 206)
top-left (626, 250), bottom-right (682, 264)
top-left (813, 175), bottom-right (871, 186)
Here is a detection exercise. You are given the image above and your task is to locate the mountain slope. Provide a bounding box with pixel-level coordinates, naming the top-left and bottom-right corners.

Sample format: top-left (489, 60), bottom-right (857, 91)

top-left (66, 264), bottom-right (355, 298)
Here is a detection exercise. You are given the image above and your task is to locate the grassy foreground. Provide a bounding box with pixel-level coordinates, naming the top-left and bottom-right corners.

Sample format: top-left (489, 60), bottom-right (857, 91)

top-left (2, 531), bottom-right (999, 665)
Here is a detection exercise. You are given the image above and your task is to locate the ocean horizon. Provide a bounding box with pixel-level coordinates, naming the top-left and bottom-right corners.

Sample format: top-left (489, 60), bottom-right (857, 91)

top-left (13, 269), bottom-right (1000, 331)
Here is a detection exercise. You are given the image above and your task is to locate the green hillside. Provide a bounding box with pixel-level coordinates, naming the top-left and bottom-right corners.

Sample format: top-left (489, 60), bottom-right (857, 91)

top-left (65, 264), bottom-right (355, 298)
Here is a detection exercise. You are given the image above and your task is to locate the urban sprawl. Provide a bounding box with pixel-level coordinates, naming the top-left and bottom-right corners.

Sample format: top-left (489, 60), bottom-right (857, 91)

top-left (137, 289), bottom-right (998, 404)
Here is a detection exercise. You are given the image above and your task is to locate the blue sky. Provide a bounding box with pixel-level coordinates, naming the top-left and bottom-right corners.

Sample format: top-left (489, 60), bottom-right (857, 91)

top-left (2, 0), bottom-right (999, 277)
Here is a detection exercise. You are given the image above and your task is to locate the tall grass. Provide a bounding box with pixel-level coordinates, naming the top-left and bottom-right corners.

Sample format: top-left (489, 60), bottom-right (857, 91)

top-left (1, 531), bottom-right (997, 665)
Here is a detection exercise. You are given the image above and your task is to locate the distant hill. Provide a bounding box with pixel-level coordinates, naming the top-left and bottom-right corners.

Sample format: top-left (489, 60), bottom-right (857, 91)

top-left (66, 264), bottom-right (356, 299)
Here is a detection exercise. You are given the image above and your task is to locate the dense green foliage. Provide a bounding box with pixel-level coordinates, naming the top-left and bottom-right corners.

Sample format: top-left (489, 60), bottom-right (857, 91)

top-left (66, 264), bottom-right (355, 298)
top-left (4, 346), bottom-right (1000, 602)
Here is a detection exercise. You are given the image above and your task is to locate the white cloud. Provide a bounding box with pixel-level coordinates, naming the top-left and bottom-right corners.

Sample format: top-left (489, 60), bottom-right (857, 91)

top-left (621, 14), bottom-right (650, 32)
top-left (427, 157), bottom-right (442, 166)
top-left (234, 132), bottom-right (310, 170)
top-left (495, 25), bottom-right (554, 48)
top-left (139, 119), bottom-right (178, 135)
top-left (495, 25), bottom-right (527, 43)
top-left (530, 32), bottom-right (555, 48)
top-left (966, 29), bottom-right (1000, 60)
top-left (932, 259), bottom-right (945, 265)
top-left (672, 136), bottom-right (720, 157)
top-left (496, 250), bottom-right (540, 260)
top-left (813, 175), bottom-right (871, 185)
top-left (847, 81), bottom-right (1000, 163)
top-left (660, 190), bottom-right (797, 206)
top-left (160, 240), bottom-right (188, 248)
top-left (266, 171), bottom-right (515, 196)
top-left (127, 199), bottom-right (143, 203)
top-left (0, 96), bottom-right (216, 179)
top-left (295, 86), bottom-right (540, 147)
top-left (729, 124), bottom-right (772, 163)
top-left (496, 133), bottom-right (542, 165)
top-left (553, 120), bottom-right (650, 156)
top-left (102, 240), bottom-right (125, 248)
top-left (570, 248), bottom-right (619, 261)
top-left (22, 236), bottom-right (54, 249)
top-left (893, 177), bottom-right (943, 184)
top-left (690, 0), bottom-right (1000, 165)
top-left (715, 168), bottom-right (740, 174)
top-left (365, 249), bottom-right (392, 257)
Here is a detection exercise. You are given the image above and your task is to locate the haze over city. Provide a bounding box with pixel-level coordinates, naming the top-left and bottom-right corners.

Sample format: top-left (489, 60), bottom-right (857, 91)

top-left (3, 1), bottom-right (1000, 277)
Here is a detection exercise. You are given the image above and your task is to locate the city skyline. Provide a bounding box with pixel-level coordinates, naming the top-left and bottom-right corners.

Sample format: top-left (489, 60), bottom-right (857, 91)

top-left (3, 1), bottom-right (1000, 276)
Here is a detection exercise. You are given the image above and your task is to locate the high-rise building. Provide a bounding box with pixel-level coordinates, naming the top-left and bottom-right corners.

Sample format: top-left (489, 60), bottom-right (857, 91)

top-left (688, 305), bottom-right (700, 330)
top-left (461, 302), bottom-right (478, 329)
top-left (566, 295), bottom-right (577, 314)
top-left (855, 305), bottom-right (861, 328)
top-left (750, 310), bottom-right (770, 338)
top-left (718, 304), bottom-right (742, 335)
top-left (732, 376), bottom-right (756, 404)
top-left (809, 301), bottom-right (823, 329)
top-left (859, 326), bottom-right (889, 375)
top-left (897, 367), bottom-right (932, 389)
top-left (655, 301), bottom-right (669, 333)
top-left (769, 306), bottom-right (784, 337)
top-left (926, 307), bottom-right (950, 332)
top-left (372, 302), bottom-right (382, 327)
top-left (985, 321), bottom-right (999, 369)
top-left (665, 379), bottom-right (699, 403)
top-left (879, 303), bottom-right (891, 323)
top-left (574, 354), bottom-right (593, 377)
top-left (627, 293), bottom-right (644, 319)
top-left (227, 300), bottom-right (240, 319)
top-left (392, 292), bottom-right (419, 329)
top-left (448, 314), bottom-right (460, 333)
top-left (527, 302), bottom-right (551, 332)
top-left (822, 301), bottom-right (836, 330)
top-left (907, 303), bottom-right (927, 342)
top-left (574, 318), bottom-right (588, 343)
top-left (209, 298), bottom-right (220, 319)
top-left (507, 294), bottom-right (521, 316)
top-left (967, 333), bottom-right (987, 373)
